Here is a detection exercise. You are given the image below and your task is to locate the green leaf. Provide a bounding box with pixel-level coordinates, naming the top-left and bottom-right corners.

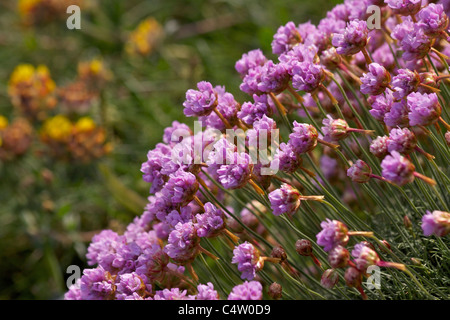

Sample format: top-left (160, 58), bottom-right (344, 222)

top-left (98, 163), bottom-right (147, 216)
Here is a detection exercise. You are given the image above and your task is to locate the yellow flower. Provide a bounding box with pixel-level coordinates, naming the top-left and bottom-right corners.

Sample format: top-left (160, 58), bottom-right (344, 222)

top-left (0, 116), bottom-right (9, 130)
top-left (8, 63), bottom-right (55, 96)
top-left (35, 64), bottom-right (56, 94)
top-left (74, 117), bottom-right (96, 132)
top-left (8, 64), bottom-right (35, 88)
top-left (126, 18), bottom-right (163, 56)
top-left (41, 115), bottom-right (73, 142)
top-left (18, 0), bottom-right (42, 18)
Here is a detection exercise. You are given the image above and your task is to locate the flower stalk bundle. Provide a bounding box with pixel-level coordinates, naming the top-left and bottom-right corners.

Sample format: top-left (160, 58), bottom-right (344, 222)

top-left (67, 0), bottom-right (450, 300)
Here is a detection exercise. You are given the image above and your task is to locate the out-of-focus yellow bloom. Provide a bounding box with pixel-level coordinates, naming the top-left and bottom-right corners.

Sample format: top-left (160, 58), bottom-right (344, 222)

top-left (74, 117), bottom-right (96, 132)
top-left (35, 65), bottom-right (56, 95)
top-left (8, 63), bottom-right (56, 96)
top-left (77, 59), bottom-right (112, 91)
top-left (8, 64), bottom-right (57, 120)
top-left (0, 116), bottom-right (9, 130)
top-left (126, 18), bottom-right (164, 56)
top-left (18, 0), bottom-right (42, 17)
top-left (79, 59), bottom-right (102, 76)
top-left (8, 64), bottom-right (35, 87)
top-left (39, 115), bottom-right (111, 163)
top-left (41, 115), bottom-right (73, 142)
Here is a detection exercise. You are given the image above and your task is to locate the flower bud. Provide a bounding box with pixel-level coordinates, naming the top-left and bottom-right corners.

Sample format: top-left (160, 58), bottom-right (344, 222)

top-left (271, 245), bottom-right (287, 262)
top-left (445, 131), bottom-right (450, 147)
top-left (419, 72), bottom-right (439, 94)
top-left (347, 160), bottom-right (372, 183)
top-left (370, 136), bottom-right (389, 159)
top-left (379, 240), bottom-right (392, 253)
top-left (295, 239), bottom-right (313, 256)
top-left (268, 282), bottom-right (282, 300)
top-left (403, 215), bottom-right (412, 229)
top-left (320, 47), bottom-right (342, 70)
top-left (352, 242), bottom-right (380, 272)
top-left (321, 269), bottom-right (339, 289)
top-left (328, 245), bottom-right (350, 268)
top-left (322, 116), bottom-right (350, 141)
top-left (344, 267), bottom-right (363, 288)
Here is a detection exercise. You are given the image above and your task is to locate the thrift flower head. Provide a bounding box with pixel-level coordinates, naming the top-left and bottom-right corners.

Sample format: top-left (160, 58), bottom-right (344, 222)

top-left (288, 122), bottom-right (318, 154)
top-left (232, 242), bottom-right (262, 280)
top-left (401, 26), bottom-right (433, 61)
top-left (163, 121), bottom-right (191, 146)
top-left (391, 16), bottom-right (415, 42)
top-left (200, 88), bottom-right (239, 131)
top-left (384, 99), bottom-right (410, 128)
top-left (238, 94), bottom-right (272, 126)
top-left (195, 202), bottom-right (225, 238)
top-left (369, 90), bottom-right (394, 121)
top-left (153, 288), bottom-right (194, 300)
top-left (79, 266), bottom-right (116, 300)
top-left (268, 184), bottom-right (301, 216)
top-left (386, 0), bottom-right (422, 16)
top-left (332, 20), bottom-right (368, 56)
top-left (360, 63), bottom-right (391, 96)
top-left (291, 61), bottom-right (324, 93)
top-left (271, 142), bottom-right (303, 174)
top-left (247, 114), bottom-right (277, 147)
top-left (417, 3), bottom-right (449, 36)
top-left (135, 244), bottom-right (170, 281)
top-left (421, 210), bottom-right (450, 237)
top-left (183, 81), bottom-right (217, 117)
top-left (391, 69), bottom-right (421, 99)
top-left (381, 151), bottom-right (415, 186)
top-left (216, 152), bottom-right (253, 190)
top-left (196, 282), bottom-right (219, 300)
top-left (115, 272), bottom-right (146, 300)
top-left (271, 21), bottom-right (302, 55)
top-left (344, 267), bottom-right (363, 288)
top-left (279, 44), bottom-right (319, 75)
top-left (316, 219), bottom-right (349, 252)
top-left (164, 222), bottom-right (200, 264)
top-left (141, 143), bottom-right (175, 193)
top-left (407, 92), bottom-right (442, 126)
top-left (351, 242), bottom-right (380, 272)
top-left (228, 281), bottom-right (263, 300)
top-left (387, 127), bottom-right (417, 154)
top-left (258, 60), bottom-right (290, 94)
top-left (160, 169), bottom-right (199, 207)
top-left (240, 61), bottom-right (289, 95)
top-left (235, 49), bottom-right (268, 77)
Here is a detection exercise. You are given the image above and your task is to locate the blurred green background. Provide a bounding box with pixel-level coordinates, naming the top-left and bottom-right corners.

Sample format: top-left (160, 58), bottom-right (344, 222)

top-left (0, 0), bottom-right (340, 299)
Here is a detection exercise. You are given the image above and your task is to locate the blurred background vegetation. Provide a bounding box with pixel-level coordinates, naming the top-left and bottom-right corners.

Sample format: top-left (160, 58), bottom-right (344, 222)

top-left (0, 0), bottom-right (340, 299)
